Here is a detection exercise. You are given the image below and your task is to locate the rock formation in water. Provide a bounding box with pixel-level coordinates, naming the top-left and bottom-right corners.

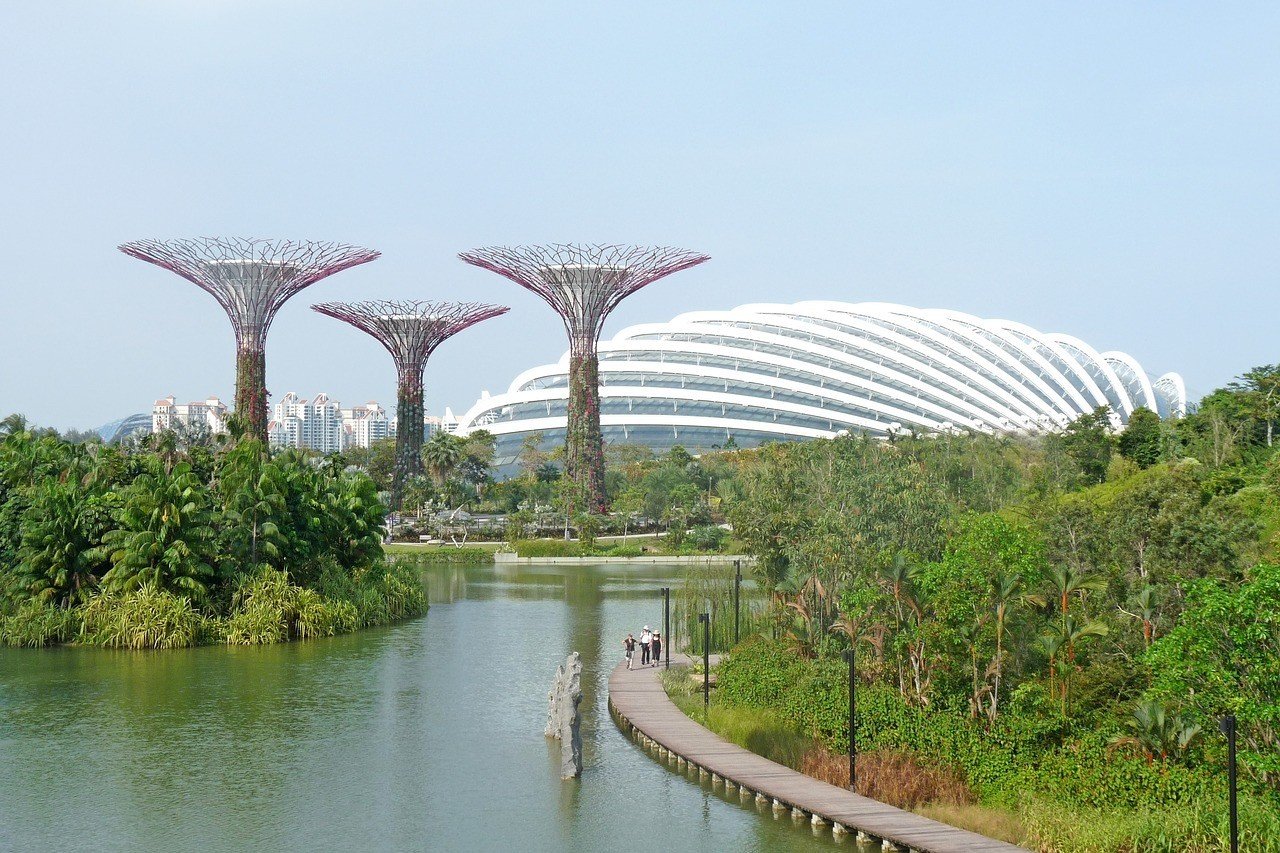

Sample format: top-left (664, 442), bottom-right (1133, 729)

top-left (545, 652), bottom-right (583, 779)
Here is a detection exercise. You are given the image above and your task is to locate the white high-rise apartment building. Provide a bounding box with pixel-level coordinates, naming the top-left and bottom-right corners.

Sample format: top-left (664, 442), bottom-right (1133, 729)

top-left (342, 401), bottom-right (391, 449)
top-left (269, 392), bottom-right (344, 453)
top-left (152, 395), bottom-right (229, 436)
top-left (155, 391), bottom-right (447, 454)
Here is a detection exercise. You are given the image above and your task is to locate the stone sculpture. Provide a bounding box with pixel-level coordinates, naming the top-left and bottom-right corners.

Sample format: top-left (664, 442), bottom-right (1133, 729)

top-left (545, 652), bottom-right (583, 779)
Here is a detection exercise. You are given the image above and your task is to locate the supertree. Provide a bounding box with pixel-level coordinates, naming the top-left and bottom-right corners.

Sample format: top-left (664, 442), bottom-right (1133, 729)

top-left (458, 244), bottom-right (709, 513)
top-left (311, 299), bottom-right (509, 510)
top-left (119, 237), bottom-right (379, 442)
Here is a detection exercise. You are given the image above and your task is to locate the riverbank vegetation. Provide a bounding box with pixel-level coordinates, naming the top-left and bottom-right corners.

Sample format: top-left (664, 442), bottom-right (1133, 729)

top-left (0, 417), bottom-right (425, 649)
top-left (663, 363), bottom-right (1280, 851)
top-left (353, 429), bottom-right (742, 552)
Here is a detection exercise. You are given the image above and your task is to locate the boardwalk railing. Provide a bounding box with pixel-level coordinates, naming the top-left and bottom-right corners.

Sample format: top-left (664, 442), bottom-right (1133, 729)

top-left (608, 659), bottom-right (1028, 853)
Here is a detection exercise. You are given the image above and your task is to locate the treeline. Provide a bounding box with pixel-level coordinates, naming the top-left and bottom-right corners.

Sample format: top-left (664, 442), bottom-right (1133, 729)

top-left (0, 416), bottom-right (424, 648)
top-left (364, 428), bottom-right (736, 551)
top-left (715, 366), bottom-right (1280, 848)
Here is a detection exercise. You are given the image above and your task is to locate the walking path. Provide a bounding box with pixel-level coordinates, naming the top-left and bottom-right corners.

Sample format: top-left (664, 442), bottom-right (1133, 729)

top-left (608, 658), bottom-right (1028, 853)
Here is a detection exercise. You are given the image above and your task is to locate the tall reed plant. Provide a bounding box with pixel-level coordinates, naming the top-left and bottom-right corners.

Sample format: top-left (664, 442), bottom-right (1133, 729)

top-left (672, 563), bottom-right (769, 654)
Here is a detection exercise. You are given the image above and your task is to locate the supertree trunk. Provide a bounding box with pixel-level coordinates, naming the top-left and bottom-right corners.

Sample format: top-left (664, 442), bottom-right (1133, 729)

top-left (393, 369), bottom-right (425, 511)
top-left (235, 345), bottom-right (269, 441)
top-left (567, 344), bottom-right (607, 514)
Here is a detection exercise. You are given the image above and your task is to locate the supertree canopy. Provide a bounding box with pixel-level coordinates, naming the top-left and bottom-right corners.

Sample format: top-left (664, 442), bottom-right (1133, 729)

top-left (458, 244), bottom-right (709, 513)
top-left (119, 237), bottom-right (379, 441)
top-left (311, 299), bottom-right (509, 510)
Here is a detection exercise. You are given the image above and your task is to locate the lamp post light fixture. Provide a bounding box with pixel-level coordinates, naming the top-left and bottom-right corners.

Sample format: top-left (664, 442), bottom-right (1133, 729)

top-left (698, 612), bottom-right (710, 710)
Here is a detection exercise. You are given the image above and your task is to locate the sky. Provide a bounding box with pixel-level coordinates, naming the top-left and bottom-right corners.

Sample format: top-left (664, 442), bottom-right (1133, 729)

top-left (1, 2), bottom-right (1277, 431)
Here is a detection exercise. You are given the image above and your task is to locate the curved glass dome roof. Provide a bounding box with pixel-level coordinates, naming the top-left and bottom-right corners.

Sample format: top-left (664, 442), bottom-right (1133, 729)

top-left (458, 301), bottom-right (1186, 471)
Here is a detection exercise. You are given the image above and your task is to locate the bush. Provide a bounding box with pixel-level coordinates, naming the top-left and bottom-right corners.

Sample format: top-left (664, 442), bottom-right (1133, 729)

top-left (689, 525), bottom-right (728, 551)
top-left (223, 567), bottom-right (373, 644)
top-left (802, 747), bottom-right (975, 809)
top-left (224, 568), bottom-right (296, 645)
top-left (710, 637), bottom-right (1280, 849)
top-left (78, 586), bottom-right (204, 649)
top-left (0, 599), bottom-right (78, 647)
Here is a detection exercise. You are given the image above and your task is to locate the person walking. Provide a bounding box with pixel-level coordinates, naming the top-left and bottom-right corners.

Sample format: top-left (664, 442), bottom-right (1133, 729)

top-left (623, 633), bottom-right (637, 670)
top-left (650, 631), bottom-right (662, 667)
top-left (639, 625), bottom-right (653, 665)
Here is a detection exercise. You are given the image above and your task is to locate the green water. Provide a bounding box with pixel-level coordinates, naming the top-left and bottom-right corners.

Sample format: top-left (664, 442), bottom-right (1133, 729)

top-left (0, 562), bottom-right (865, 852)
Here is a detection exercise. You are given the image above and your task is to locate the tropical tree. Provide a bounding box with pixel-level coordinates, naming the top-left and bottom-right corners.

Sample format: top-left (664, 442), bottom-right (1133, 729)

top-left (1227, 364), bottom-right (1280, 447)
top-left (1118, 407), bottom-right (1163, 468)
top-left (423, 431), bottom-right (464, 487)
top-left (1108, 700), bottom-right (1202, 764)
top-left (101, 462), bottom-right (216, 599)
top-left (15, 479), bottom-right (114, 607)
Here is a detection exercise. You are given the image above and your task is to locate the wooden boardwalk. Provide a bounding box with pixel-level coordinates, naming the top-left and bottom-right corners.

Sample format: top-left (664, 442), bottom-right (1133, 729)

top-left (608, 659), bottom-right (1027, 853)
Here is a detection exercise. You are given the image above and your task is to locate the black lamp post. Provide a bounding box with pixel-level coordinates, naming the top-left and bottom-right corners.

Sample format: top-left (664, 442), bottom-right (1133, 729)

top-left (661, 586), bottom-right (671, 668)
top-left (699, 612), bottom-right (710, 710)
top-left (733, 559), bottom-right (742, 646)
top-left (1220, 715), bottom-right (1238, 853)
top-left (844, 645), bottom-right (857, 790)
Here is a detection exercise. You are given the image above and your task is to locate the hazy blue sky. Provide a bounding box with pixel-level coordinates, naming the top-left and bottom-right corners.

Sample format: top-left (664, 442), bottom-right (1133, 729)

top-left (2, 2), bottom-right (1277, 430)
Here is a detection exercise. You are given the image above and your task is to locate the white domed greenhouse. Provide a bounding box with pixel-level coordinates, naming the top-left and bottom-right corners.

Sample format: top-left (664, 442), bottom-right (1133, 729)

top-left (457, 302), bottom-right (1185, 473)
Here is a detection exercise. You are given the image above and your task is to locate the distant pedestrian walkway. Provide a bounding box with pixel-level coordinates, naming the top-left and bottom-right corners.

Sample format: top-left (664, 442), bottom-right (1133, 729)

top-left (608, 658), bottom-right (1027, 853)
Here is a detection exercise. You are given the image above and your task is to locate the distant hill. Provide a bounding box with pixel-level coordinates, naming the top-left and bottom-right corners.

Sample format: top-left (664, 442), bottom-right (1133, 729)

top-left (95, 413), bottom-right (151, 444)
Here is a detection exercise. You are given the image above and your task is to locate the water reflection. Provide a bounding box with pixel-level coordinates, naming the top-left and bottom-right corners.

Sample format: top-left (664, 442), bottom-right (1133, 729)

top-left (1, 561), bottom-right (848, 852)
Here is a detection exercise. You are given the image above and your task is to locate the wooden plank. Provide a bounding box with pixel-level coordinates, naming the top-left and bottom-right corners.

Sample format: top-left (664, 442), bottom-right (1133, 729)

top-left (609, 658), bottom-right (1028, 853)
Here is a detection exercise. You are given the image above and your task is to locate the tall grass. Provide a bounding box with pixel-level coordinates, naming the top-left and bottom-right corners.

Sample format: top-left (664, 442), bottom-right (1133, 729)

top-left (671, 563), bottom-right (770, 654)
top-left (224, 567), bottom-right (364, 644)
top-left (0, 600), bottom-right (78, 647)
top-left (1020, 797), bottom-right (1280, 853)
top-left (78, 586), bottom-right (204, 649)
top-left (801, 747), bottom-right (974, 809)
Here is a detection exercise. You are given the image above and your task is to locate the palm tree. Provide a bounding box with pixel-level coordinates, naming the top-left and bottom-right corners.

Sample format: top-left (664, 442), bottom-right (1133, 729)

top-left (101, 462), bottom-right (216, 600)
top-left (1108, 700), bottom-right (1202, 764)
top-left (988, 571), bottom-right (1043, 723)
top-left (16, 479), bottom-right (111, 607)
top-left (0, 413), bottom-right (29, 438)
top-left (1118, 584), bottom-right (1160, 649)
top-left (1046, 564), bottom-right (1107, 621)
top-left (422, 432), bottom-right (464, 487)
top-left (1043, 613), bottom-right (1109, 713)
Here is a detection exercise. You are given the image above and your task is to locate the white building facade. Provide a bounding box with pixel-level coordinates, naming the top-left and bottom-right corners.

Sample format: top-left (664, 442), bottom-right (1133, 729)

top-left (152, 395), bottom-right (229, 436)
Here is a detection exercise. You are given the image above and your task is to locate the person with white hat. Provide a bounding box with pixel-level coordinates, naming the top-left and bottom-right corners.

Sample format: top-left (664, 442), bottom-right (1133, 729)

top-left (639, 625), bottom-right (653, 665)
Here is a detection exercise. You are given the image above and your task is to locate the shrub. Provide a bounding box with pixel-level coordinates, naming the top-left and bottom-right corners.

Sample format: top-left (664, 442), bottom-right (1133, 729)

top-left (689, 525), bottom-right (727, 552)
top-left (295, 588), bottom-right (358, 638)
top-left (224, 568), bottom-right (295, 645)
top-left (78, 586), bottom-right (203, 649)
top-left (514, 539), bottom-right (587, 558)
top-left (802, 747), bottom-right (975, 809)
top-left (0, 599), bottom-right (78, 647)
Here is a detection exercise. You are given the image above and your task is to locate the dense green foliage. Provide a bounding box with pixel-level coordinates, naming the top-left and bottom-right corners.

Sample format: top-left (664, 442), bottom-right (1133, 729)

top-left (0, 418), bottom-right (425, 648)
top-left (713, 364), bottom-right (1280, 850)
top-left (716, 638), bottom-right (1280, 850)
